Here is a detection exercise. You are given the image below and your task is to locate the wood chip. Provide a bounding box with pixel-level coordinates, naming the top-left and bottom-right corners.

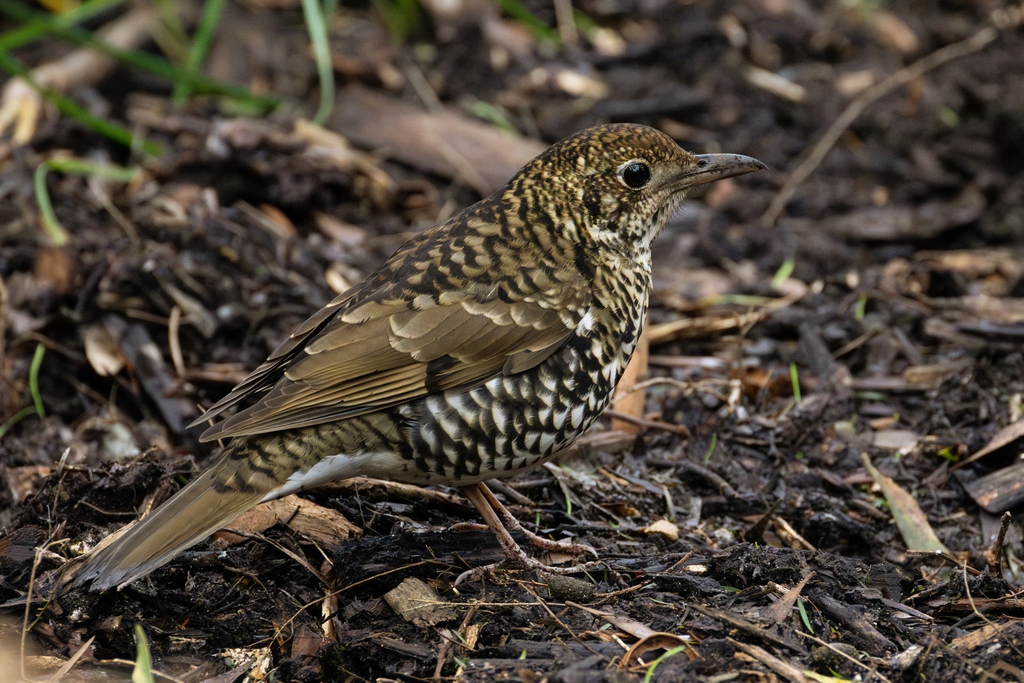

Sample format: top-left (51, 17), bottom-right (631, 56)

top-left (744, 66), bottom-right (806, 102)
top-left (964, 461), bottom-right (1024, 514)
top-left (290, 624), bottom-right (324, 658)
top-left (955, 417), bottom-right (1024, 471)
top-left (384, 577), bottom-right (458, 626)
top-left (213, 494), bottom-right (360, 551)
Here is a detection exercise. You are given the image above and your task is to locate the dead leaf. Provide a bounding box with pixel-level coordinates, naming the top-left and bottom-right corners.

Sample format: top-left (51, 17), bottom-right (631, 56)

top-left (315, 211), bottom-right (367, 247)
top-left (954, 418), bottom-right (1024, 471)
top-left (871, 429), bottom-right (920, 454)
top-left (870, 11), bottom-right (920, 54)
top-left (33, 246), bottom-right (77, 295)
top-left (861, 453), bottom-right (949, 552)
top-left (621, 632), bottom-right (693, 669)
top-left (330, 84), bottom-right (546, 196)
top-left (611, 328), bottom-right (649, 433)
top-left (82, 324), bottom-right (125, 376)
top-left (214, 494), bottom-right (360, 551)
top-left (642, 519), bottom-right (680, 541)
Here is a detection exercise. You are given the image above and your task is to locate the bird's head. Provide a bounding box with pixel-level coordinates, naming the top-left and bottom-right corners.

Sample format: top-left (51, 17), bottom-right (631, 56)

top-left (513, 123), bottom-right (765, 257)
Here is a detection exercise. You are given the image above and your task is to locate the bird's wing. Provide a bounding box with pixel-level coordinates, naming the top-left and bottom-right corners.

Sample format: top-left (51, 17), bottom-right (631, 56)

top-left (193, 273), bottom-right (592, 441)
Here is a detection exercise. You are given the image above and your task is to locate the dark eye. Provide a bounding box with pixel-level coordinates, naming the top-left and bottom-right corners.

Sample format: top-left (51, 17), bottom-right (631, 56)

top-left (620, 162), bottom-right (651, 189)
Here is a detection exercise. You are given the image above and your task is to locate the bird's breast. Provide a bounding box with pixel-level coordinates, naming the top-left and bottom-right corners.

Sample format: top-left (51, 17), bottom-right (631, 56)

top-left (395, 264), bottom-right (650, 486)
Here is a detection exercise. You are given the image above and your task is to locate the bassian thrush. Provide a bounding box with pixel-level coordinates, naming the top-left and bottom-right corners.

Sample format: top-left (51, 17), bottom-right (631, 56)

top-left (74, 123), bottom-right (765, 590)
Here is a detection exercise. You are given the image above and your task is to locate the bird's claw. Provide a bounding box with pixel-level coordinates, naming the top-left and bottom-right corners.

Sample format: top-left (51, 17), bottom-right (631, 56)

top-left (454, 552), bottom-right (606, 585)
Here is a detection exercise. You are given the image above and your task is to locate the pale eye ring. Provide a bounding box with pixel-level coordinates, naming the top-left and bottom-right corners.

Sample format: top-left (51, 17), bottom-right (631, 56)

top-left (617, 160), bottom-right (652, 189)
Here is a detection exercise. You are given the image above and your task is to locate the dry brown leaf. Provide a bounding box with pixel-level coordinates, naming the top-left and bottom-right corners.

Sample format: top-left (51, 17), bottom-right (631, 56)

top-left (315, 211), bottom-right (368, 247)
top-left (642, 519), bottom-right (680, 541)
top-left (330, 84), bottom-right (546, 196)
top-left (258, 203), bottom-right (297, 239)
top-left (620, 632), bottom-right (694, 670)
top-left (955, 418), bottom-right (1024, 471)
top-left (83, 324), bottom-right (125, 376)
top-left (214, 494), bottom-right (360, 551)
top-left (611, 328), bottom-right (649, 433)
top-left (871, 429), bottom-right (920, 454)
top-left (870, 10), bottom-right (920, 54)
top-left (861, 453), bottom-right (948, 553)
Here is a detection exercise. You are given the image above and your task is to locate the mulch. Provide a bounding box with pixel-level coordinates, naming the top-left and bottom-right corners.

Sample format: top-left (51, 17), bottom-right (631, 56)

top-left (1, 1), bottom-right (1024, 681)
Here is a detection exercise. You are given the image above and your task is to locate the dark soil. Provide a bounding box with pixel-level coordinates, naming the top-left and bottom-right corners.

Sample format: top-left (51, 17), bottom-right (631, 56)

top-left (1, 1), bottom-right (1024, 681)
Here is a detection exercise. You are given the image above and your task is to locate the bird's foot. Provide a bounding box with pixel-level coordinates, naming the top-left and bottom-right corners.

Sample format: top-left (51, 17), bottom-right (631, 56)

top-left (514, 523), bottom-right (599, 558)
top-left (454, 482), bottom-right (605, 585)
top-left (454, 548), bottom-right (605, 585)
top-left (452, 521), bottom-right (598, 557)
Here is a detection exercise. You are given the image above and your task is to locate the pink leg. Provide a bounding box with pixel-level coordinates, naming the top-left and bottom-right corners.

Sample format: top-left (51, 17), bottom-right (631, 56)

top-left (455, 482), bottom-right (603, 584)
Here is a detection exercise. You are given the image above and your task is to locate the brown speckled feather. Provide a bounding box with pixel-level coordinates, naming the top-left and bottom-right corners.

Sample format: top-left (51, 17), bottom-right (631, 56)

top-left (194, 261), bottom-right (592, 441)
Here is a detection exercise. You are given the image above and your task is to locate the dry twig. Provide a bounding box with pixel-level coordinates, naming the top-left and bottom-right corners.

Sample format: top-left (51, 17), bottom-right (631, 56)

top-left (761, 27), bottom-right (998, 227)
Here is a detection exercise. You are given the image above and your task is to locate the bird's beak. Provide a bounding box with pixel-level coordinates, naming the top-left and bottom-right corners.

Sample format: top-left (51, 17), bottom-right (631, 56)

top-left (679, 153), bottom-right (767, 188)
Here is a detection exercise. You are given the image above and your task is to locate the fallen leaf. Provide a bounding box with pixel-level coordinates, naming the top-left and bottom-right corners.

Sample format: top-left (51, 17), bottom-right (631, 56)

top-left (861, 453), bottom-right (948, 552)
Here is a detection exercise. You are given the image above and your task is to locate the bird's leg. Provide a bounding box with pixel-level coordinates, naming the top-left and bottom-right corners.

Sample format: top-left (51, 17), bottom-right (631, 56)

top-left (470, 482), bottom-right (599, 556)
top-left (454, 482), bottom-right (603, 584)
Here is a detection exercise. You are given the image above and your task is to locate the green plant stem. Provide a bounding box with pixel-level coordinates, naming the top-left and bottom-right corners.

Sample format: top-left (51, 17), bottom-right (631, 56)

top-left (33, 163), bottom-right (66, 246)
top-left (302, 0), bottom-right (334, 124)
top-left (172, 0), bottom-right (226, 108)
top-left (35, 158), bottom-right (140, 245)
top-left (29, 343), bottom-right (45, 418)
top-left (495, 0), bottom-right (557, 43)
top-left (790, 362), bottom-right (802, 403)
top-left (0, 0), bottom-right (127, 52)
top-left (0, 50), bottom-right (162, 155)
top-left (0, 406), bottom-right (36, 439)
top-left (0, 0), bottom-right (278, 109)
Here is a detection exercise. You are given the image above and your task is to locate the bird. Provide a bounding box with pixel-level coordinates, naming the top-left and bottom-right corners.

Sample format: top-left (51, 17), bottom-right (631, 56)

top-left (73, 123), bottom-right (765, 590)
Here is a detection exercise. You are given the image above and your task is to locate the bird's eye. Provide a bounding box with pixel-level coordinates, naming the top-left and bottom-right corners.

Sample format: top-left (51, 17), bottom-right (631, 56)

top-left (619, 161), bottom-right (652, 189)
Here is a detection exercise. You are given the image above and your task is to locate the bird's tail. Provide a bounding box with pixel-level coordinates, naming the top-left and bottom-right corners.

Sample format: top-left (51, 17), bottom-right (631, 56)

top-left (73, 440), bottom-right (282, 590)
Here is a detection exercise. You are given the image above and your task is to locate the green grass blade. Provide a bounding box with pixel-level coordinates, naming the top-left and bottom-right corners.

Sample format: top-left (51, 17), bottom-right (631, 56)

top-left (772, 257), bottom-right (795, 288)
top-left (132, 624), bottom-right (154, 683)
top-left (704, 432), bottom-right (717, 463)
top-left (35, 158), bottom-right (140, 244)
top-left (494, 0), bottom-right (557, 43)
top-left (0, 1), bottom-right (278, 110)
top-left (152, 0), bottom-right (188, 45)
top-left (172, 0), bottom-right (226, 108)
top-left (643, 645), bottom-right (689, 683)
top-left (797, 597), bottom-right (814, 634)
top-left (0, 51), bottom-right (162, 155)
top-left (44, 157), bottom-right (139, 181)
top-left (302, 0), bottom-right (334, 124)
top-left (373, 0), bottom-right (420, 42)
top-left (33, 163), bottom-right (67, 246)
top-left (29, 343), bottom-right (45, 418)
top-left (0, 0), bottom-right (128, 52)
top-left (0, 406), bottom-right (37, 439)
